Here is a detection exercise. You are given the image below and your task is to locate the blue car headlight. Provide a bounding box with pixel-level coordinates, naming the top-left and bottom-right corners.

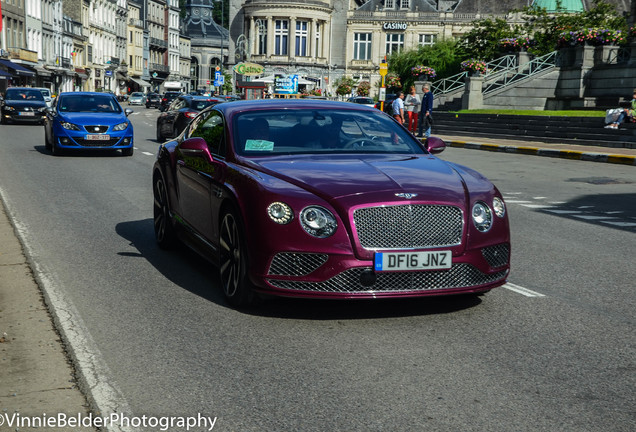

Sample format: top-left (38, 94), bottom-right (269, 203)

top-left (113, 121), bottom-right (129, 131)
top-left (61, 122), bottom-right (81, 131)
top-left (4, 106), bottom-right (16, 112)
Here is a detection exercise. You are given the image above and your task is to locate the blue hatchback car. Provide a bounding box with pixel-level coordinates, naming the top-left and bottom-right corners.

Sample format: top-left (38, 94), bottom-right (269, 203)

top-left (44, 92), bottom-right (134, 156)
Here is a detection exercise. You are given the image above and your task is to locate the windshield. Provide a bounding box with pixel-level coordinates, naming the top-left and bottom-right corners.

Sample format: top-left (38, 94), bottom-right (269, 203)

top-left (39, 89), bottom-right (51, 98)
top-left (5, 89), bottom-right (45, 101)
top-left (131, 92), bottom-right (144, 97)
top-left (233, 109), bottom-right (426, 156)
top-left (58, 95), bottom-right (122, 113)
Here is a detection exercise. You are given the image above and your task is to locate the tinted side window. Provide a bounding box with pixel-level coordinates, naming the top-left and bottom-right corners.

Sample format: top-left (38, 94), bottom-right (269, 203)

top-left (190, 111), bottom-right (225, 156)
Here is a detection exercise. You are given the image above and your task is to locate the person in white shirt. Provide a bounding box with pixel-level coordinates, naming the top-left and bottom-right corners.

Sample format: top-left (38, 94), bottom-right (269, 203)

top-left (391, 91), bottom-right (405, 125)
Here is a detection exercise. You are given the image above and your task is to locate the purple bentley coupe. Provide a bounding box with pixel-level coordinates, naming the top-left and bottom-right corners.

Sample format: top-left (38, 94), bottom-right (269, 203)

top-left (152, 99), bottom-right (510, 307)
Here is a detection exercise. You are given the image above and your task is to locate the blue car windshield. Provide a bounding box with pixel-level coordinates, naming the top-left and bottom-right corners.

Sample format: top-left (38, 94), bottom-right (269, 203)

top-left (233, 109), bottom-right (426, 156)
top-left (58, 95), bottom-right (122, 113)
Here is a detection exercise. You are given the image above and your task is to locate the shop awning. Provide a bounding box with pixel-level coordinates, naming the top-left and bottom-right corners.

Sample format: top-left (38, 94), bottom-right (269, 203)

top-left (26, 64), bottom-right (52, 77)
top-left (130, 77), bottom-right (152, 88)
top-left (0, 59), bottom-right (36, 77)
top-left (0, 69), bottom-right (11, 79)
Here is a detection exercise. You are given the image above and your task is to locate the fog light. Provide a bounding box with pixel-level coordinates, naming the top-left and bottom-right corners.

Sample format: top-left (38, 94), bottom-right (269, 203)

top-left (359, 270), bottom-right (376, 287)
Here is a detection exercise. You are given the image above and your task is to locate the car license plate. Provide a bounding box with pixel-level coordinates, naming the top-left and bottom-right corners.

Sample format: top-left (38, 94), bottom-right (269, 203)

top-left (85, 134), bottom-right (110, 141)
top-left (374, 250), bottom-right (452, 272)
top-left (18, 112), bottom-right (35, 116)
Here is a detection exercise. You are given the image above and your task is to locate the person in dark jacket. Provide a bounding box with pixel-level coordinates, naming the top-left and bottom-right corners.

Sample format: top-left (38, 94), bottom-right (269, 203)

top-left (418, 84), bottom-right (433, 138)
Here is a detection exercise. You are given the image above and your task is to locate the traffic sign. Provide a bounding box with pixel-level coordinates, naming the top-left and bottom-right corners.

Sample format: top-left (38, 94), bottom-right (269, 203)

top-left (379, 62), bottom-right (388, 77)
top-left (218, 76), bottom-right (224, 85)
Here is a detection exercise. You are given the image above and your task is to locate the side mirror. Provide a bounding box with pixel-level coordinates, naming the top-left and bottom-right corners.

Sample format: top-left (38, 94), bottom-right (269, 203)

top-left (425, 136), bottom-right (446, 154)
top-left (124, 108), bottom-right (133, 117)
top-left (180, 137), bottom-right (212, 162)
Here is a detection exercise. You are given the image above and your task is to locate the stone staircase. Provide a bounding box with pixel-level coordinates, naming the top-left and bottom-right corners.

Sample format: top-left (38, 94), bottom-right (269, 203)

top-left (431, 112), bottom-right (636, 149)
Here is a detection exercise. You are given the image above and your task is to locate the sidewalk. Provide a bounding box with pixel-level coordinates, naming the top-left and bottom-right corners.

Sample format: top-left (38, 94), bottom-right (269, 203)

top-left (0, 136), bottom-right (633, 431)
top-left (436, 134), bottom-right (636, 166)
top-left (0, 201), bottom-right (95, 431)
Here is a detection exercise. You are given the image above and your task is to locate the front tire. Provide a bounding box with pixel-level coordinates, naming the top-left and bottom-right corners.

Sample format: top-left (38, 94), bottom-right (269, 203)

top-left (153, 173), bottom-right (177, 249)
top-left (156, 123), bottom-right (164, 142)
top-left (219, 208), bottom-right (254, 308)
top-left (121, 147), bottom-right (134, 156)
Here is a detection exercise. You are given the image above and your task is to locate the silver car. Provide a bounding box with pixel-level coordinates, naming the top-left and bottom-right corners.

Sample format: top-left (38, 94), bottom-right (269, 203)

top-left (128, 92), bottom-right (145, 106)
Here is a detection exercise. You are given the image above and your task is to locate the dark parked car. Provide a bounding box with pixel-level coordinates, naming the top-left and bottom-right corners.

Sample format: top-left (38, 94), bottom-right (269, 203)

top-left (374, 93), bottom-right (398, 113)
top-left (156, 94), bottom-right (224, 141)
top-left (1, 87), bottom-right (48, 124)
top-left (159, 91), bottom-right (181, 111)
top-left (44, 92), bottom-right (134, 156)
top-left (146, 93), bottom-right (161, 108)
top-left (152, 99), bottom-right (510, 307)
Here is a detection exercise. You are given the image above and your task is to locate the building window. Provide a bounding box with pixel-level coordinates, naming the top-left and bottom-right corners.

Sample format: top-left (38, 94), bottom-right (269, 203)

top-left (274, 20), bottom-right (288, 56)
top-left (400, 0), bottom-right (410, 8)
top-left (385, 0), bottom-right (395, 8)
top-left (256, 19), bottom-right (267, 55)
top-left (295, 21), bottom-right (308, 57)
top-left (353, 33), bottom-right (372, 60)
top-left (385, 33), bottom-right (404, 55)
top-left (419, 34), bottom-right (437, 46)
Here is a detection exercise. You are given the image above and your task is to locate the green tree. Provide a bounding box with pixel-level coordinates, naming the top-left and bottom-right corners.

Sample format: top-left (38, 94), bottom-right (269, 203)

top-left (385, 39), bottom-right (465, 88)
top-left (458, 18), bottom-right (520, 61)
top-left (520, 0), bottom-right (627, 55)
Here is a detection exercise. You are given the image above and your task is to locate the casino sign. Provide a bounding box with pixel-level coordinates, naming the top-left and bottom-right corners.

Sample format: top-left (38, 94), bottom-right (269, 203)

top-left (233, 62), bottom-right (265, 76)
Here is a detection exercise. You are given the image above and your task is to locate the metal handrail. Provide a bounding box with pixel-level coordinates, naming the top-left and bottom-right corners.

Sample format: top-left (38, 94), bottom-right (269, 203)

top-left (483, 51), bottom-right (558, 95)
top-left (431, 55), bottom-right (517, 96)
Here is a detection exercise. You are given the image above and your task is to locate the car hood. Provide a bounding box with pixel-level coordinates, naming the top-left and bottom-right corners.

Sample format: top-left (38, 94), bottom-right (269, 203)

top-left (4, 100), bottom-right (46, 109)
top-left (252, 154), bottom-right (469, 207)
top-left (57, 112), bottom-right (127, 125)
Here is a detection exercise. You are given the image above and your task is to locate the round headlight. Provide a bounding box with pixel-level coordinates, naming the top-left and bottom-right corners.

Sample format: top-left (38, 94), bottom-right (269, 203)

top-left (472, 202), bottom-right (493, 232)
top-left (300, 206), bottom-right (337, 238)
top-left (493, 197), bottom-right (506, 218)
top-left (267, 202), bottom-right (293, 224)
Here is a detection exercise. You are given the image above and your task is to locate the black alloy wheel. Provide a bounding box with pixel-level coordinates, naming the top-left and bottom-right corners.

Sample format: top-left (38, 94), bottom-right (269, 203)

top-left (156, 123), bottom-right (164, 142)
top-left (219, 209), bottom-right (254, 307)
top-left (153, 173), bottom-right (177, 249)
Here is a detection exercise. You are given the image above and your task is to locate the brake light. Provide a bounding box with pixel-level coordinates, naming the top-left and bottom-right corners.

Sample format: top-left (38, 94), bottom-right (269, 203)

top-left (184, 111), bottom-right (197, 119)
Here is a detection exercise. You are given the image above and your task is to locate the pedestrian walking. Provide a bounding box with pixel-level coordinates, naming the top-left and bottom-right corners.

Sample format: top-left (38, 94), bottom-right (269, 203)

top-left (404, 86), bottom-right (421, 133)
top-left (418, 84), bottom-right (433, 138)
top-left (391, 91), bottom-right (405, 125)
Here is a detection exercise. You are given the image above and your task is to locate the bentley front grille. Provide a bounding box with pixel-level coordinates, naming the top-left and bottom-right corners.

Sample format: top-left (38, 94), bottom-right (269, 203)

top-left (353, 205), bottom-right (463, 249)
top-left (481, 243), bottom-right (510, 269)
top-left (267, 264), bottom-right (507, 294)
top-left (268, 252), bottom-right (329, 276)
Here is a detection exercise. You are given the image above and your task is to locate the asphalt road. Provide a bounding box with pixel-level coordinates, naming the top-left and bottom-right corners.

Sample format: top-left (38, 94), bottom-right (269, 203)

top-left (0, 108), bottom-right (634, 432)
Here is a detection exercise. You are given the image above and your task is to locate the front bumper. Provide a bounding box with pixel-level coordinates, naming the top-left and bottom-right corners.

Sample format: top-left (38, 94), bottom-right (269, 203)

top-left (53, 129), bottom-right (133, 150)
top-left (253, 243), bottom-right (510, 299)
top-left (2, 111), bottom-right (46, 123)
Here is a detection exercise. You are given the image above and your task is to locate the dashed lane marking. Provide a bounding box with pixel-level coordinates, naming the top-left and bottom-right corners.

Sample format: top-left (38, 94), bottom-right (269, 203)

top-left (503, 283), bottom-right (546, 297)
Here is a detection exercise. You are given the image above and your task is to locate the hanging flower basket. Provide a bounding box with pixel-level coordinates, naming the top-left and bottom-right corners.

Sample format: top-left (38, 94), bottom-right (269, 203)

top-left (357, 81), bottom-right (370, 96)
top-left (410, 65), bottom-right (436, 80)
top-left (499, 37), bottom-right (535, 52)
top-left (385, 74), bottom-right (402, 90)
top-left (460, 59), bottom-right (487, 74)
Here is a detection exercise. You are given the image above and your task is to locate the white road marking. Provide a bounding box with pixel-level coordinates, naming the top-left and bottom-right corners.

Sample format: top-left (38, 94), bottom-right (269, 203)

top-left (142, 151), bottom-right (154, 156)
top-left (545, 209), bottom-right (581, 214)
top-left (503, 283), bottom-right (546, 297)
top-left (504, 200), bottom-right (532, 204)
top-left (573, 215), bottom-right (615, 220)
top-left (520, 204), bottom-right (554, 209)
top-left (533, 196), bottom-right (547, 200)
top-left (600, 220), bottom-right (636, 227)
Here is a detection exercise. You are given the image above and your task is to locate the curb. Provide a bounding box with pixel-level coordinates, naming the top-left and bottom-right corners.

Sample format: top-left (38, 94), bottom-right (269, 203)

top-left (445, 140), bottom-right (636, 166)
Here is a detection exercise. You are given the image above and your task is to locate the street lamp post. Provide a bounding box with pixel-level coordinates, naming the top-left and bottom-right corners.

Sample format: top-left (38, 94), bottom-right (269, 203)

top-left (215, 0), bottom-right (224, 94)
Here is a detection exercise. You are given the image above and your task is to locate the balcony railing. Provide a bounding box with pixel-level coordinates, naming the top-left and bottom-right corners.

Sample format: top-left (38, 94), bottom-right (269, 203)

top-left (150, 63), bottom-right (169, 73)
top-left (149, 37), bottom-right (168, 50)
